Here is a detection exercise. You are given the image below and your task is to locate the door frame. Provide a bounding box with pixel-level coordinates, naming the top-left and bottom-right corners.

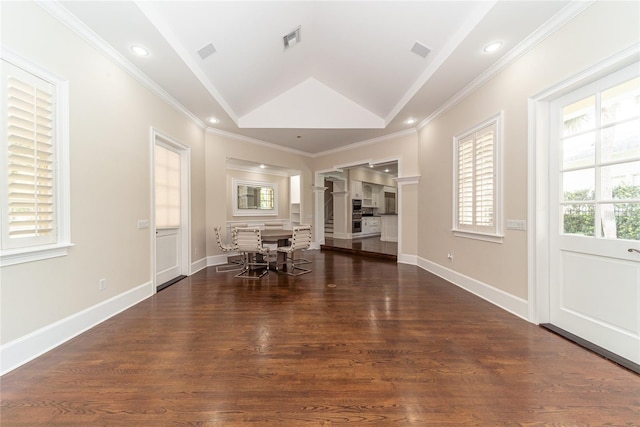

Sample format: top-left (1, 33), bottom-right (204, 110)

top-left (151, 128), bottom-right (191, 292)
top-left (313, 155), bottom-right (402, 254)
top-left (528, 46), bottom-right (639, 324)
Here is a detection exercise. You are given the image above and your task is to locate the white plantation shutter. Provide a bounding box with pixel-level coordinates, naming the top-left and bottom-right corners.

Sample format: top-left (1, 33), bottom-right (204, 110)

top-left (3, 65), bottom-right (56, 248)
top-left (454, 116), bottom-right (502, 239)
top-left (458, 136), bottom-right (474, 226)
top-left (474, 125), bottom-right (495, 227)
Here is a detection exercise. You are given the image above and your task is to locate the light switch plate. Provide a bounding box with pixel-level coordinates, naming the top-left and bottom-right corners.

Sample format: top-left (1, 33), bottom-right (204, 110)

top-left (506, 219), bottom-right (526, 231)
top-left (138, 219), bottom-right (150, 229)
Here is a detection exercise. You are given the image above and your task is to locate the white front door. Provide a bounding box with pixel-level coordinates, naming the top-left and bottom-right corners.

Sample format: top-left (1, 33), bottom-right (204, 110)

top-left (549, 63), bottom-right (640, 365)
top-left (154, 141), bottom-right (185, 288)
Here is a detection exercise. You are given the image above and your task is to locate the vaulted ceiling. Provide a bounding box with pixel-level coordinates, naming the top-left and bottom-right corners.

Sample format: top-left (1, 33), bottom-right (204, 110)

top-left (59, 1), bottom-right (571, 154)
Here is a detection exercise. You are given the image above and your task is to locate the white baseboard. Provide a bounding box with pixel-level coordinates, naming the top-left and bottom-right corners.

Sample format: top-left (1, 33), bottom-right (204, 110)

top-left (0, 280), bottom-right (154, 376)
top-left (332, 232), bottom-right (350, 239)
top-left (190, 256), bottom-right (208, 274)
top-left (398, 253), bottom-right (418, 265)
top-left (417, 257), bottom-right (529, 321)
top-left (206, 254), bottom-right (229, 268)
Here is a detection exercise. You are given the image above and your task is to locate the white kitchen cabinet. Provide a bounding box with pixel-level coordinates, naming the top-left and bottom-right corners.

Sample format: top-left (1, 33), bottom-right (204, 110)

top-left (380, 215), bottom-right (398, 242)
top-left (363, 183), bottom-right (383, 207)
top-left (362, 217), bottom-right (381, 235)
top-left (350, 180), bottom-right (363, 199)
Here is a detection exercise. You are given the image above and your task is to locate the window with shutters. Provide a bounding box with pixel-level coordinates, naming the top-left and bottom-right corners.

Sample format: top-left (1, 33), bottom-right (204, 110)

top-left (453, 113), bottom-right (503, 243)
top-left (1, 53), bottom-right (71, 266)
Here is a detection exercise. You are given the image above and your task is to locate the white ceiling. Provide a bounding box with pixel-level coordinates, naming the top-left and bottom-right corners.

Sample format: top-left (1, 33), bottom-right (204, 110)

top-left (59, 0), bottom-right (571, 155)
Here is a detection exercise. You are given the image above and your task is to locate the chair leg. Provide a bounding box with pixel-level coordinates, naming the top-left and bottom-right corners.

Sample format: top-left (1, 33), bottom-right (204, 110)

top-left (234, 253), bottom-right (269, 279)
top-left (284, 253), bottom-right (311, 276)
top-left (216, 253), bottom-right (244, 272)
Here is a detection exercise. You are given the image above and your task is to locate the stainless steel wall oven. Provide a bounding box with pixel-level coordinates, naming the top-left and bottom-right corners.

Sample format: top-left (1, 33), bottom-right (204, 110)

top-left (352, 199), bottom-right (362, 233)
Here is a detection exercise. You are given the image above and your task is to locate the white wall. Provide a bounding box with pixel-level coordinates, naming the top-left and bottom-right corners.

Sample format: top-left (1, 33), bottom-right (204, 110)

top-left (417, 1), bottom-right (640, 311)
top-left (0, 2), bottom-right (206, 372)
top-left (205, 131), bottom-right (313, 257)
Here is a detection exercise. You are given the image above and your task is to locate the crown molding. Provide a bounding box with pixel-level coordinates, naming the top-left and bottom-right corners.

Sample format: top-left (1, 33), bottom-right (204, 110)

top-left (394, 175), bottom-right (421, 185)
top-left (312, 128), bottom-right (417, 158)
top-left (36, 1), bottom-right (205, 129)
top-left (206, 128), bottom-right (312, 157)
top-left (418, 0), bottom-right (595, 130)
top-left (226, 164), bottom-right (292, 178)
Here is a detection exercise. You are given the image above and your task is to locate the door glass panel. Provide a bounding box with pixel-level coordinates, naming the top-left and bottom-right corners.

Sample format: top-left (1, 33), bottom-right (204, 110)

top-left (563, 169), bottom-right (595, 201)
top-left (563, 132), bottom-right (595, 169)
top-left (563, 203), bottom-right (595, 236)
top-left (155, 145), bottom-right (181, 228)
top-left (598, 203), bottom-right (640, 240)
top-left (600, 161), bottom-right (640, 200)
top-left (562, 96), bottom-right (595, 136)
top-left (601, 76), bottom-right (640, 125)
top-left (601, 118), bottom-right (640, 163)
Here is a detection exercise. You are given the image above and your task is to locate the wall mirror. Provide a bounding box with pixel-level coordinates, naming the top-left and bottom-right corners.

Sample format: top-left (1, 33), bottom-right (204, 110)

top-left (232, 178), bottom-right (278, 216)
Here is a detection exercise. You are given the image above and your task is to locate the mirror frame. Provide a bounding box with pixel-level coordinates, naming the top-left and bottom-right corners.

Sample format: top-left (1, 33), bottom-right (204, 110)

top-left (232, 178), bottom-right (279, 216)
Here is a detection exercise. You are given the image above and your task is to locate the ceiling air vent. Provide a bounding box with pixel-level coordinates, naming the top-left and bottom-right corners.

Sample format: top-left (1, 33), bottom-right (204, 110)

top-left (411, 41), bottom-right (431, 58)
top-left (197, 43), bottom-right (217, 60)
top-left (283, 26), bottom-right (301, 50)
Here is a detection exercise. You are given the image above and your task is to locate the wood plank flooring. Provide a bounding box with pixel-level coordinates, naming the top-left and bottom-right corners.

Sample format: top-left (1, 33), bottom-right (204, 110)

top-left (322, 236), bottom-right (397, 261)
top-left (1, 251), bottom-right (639, 426)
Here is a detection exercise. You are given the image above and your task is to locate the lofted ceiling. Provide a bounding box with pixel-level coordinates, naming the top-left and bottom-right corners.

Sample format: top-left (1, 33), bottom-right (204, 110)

top-left (58, 0), bottom-right (572, 155)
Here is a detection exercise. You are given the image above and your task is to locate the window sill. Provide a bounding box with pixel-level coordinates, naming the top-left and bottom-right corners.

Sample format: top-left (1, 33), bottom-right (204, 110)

top-left (452, 229), bottom-right (504, 244)
top-left (0, 242), bottom-right (75, 267)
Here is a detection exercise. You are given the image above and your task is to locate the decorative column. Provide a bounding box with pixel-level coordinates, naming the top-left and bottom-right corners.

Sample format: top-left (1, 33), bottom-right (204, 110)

top-left (394, 175), bottom-right (421, 265)
top-left (312, 186), bottom-right (327, 247)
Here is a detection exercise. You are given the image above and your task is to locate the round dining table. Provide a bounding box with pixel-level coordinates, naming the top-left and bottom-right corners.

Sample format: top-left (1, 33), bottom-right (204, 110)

top-left (260, 228), bottom-right (293, 271)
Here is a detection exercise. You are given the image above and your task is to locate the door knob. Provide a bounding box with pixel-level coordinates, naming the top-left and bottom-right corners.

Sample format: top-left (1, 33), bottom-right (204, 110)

top-left (628, 248), bottom-right (640, 254)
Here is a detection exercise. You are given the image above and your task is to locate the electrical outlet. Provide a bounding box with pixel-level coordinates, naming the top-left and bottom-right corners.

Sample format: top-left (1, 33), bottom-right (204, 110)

top-left (447, 252), bottom-right (454, 262)
top-left (99, 278), bottom-right (106, 291)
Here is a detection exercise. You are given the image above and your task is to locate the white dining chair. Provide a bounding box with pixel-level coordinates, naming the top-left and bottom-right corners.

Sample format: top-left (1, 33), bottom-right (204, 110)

top-left (276, 225), bottom-right (312, 275)
top-left (214, 227), bottom-right (243, 272)
top-left (233, 227), bottom-right (270, 279)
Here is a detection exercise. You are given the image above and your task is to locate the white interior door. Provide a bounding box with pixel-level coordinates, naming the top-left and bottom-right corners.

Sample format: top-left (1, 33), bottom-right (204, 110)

top-left (549, 63), bottom-right (640, 365)
top-left (154, 141), bottom-right (184, 288)
top-left (155, 227), bottom-right (181, 285)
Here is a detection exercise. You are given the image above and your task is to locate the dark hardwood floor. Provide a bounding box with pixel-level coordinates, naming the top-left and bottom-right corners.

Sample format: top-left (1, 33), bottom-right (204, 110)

top-left (322, 236), bottom-right (397, 261)
top-left (1, 251), bottom-right (638, 425)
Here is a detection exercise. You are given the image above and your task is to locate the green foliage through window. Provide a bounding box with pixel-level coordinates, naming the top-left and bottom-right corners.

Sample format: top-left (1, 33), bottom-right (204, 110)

top-left (563, 185), bottom-right (640, 240)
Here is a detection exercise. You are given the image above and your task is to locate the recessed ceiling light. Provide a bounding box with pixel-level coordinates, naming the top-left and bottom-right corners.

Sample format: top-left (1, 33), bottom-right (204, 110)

top-left (259, 164), bottom-right (266, 169)
top-left (131, 45), bottom-right (150, 57)
top-left (384, 169), bottom-right (390, 173)
top-left (405, 118), bottom-right (417, 125)
top-left (208, 117), bottom-right (219, 124)
top-left (369, 164), bottom-right (374, 168)
top-left (483, 41), bottom-right (503, 54)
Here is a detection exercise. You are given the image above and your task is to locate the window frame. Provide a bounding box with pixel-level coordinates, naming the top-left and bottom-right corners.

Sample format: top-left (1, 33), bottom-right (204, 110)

top-left (232, 178), bottom-right (278, 217)
top-left (452, 112), bottom-right (504, 243)
top-left (1, 49), bottom-right (72, 267)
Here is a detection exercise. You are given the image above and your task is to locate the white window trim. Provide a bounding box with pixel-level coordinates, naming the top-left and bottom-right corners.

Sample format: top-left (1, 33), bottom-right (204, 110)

top-left (1, 49), bottom-right (72, 267)
top-left (452, 112), bottom-right (504, 243)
